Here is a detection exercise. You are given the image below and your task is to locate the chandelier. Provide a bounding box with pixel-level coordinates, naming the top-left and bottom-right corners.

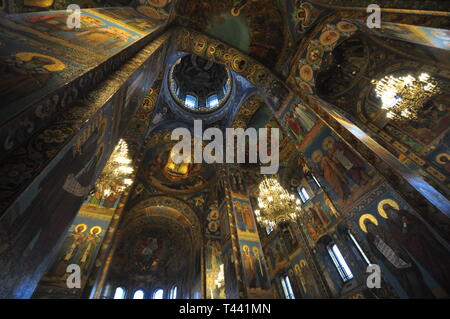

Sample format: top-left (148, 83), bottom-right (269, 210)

top-left (371, 72), bottom-right (440, 121)
top-left (94, 139), bottom-right (134, 197)
top-left (254, 176), bottom-right (302, 229)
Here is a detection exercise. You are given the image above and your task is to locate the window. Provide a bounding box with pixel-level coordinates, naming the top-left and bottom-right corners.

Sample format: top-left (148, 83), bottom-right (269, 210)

top-left (264, 220), bottom-right (275, 235)
top-left (348, 230), bottom-right (371, 265)
top-left (153, 288), bottom-right (164, 299)
top-left (113, 287), bottom-right (126, 299)
top-left (311, 174), bottom-right (321, 188)
top-left (327, 243), bottom-right (354, 282)
top-left (133, 289), bottom-right (145, 299)
top-left (298, 186), bottom-right (310, 203)
top-left (207, 94), bottom-right (219, 109)
top-left (184, 95), bottom-right (197, 109)
top-left (280, 275), bottom-right (295, 299)
top-left (169, 286), bottom-right (177, 299)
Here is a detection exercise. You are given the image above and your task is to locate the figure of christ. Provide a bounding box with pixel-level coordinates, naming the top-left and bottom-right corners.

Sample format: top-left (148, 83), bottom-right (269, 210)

top-left (364, 220), bottom-right (434, 298)
top-left (383, 204), bottom-right (450, 294)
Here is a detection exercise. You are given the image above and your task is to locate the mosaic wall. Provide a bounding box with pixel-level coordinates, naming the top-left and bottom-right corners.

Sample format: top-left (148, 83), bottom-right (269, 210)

top-left (0, 28), bottom-right (168, 298)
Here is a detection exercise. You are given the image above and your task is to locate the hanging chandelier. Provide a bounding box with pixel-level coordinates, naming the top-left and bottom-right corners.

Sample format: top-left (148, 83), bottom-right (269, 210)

top-left (254, 176), bottom-right (302, 229)
top-left (94, 139), bottom-right (134, 197)
top-left (371, 72), bottom-right (440, 121)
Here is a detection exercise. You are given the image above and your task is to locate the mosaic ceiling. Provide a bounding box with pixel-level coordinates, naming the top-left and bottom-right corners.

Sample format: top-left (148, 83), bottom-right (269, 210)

top-left (175, 0), bottom-right (285, 69)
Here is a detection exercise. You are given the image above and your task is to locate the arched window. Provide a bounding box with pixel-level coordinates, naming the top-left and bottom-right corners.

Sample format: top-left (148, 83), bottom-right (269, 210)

top-left (280, 275), bottom-right (295, 299)
top-left (169, 286), bottom-right (178, 299)
top-left (297, 186), bottom-right (310, 203)
top-left (348, 230), bottom-right (371, 265)
top-left (153, 288), bottom-right (164, 299)
top-left (327, 242), bottom-right (354, 282)
top-left (184, 95), bottom-right (197, 109)
top-left (133, 289), bottom-right (145, 299)
top-left (113, 287), bottom-right (126, 299)
top-left (207, 94), bottom-right (219, 109)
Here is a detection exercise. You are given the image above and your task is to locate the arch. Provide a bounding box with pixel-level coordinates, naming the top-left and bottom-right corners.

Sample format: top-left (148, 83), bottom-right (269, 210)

top-left (290, 18), bottom-right (361, 93)
top-left (169, 285), bottom-right (178, 299)
top-left (153, 288), bottom-right (164, 299)
top-left (289, 12), bottom-right (450, 94)
top-left (107, 195), bottom-right (203, 297)
top-left (109, 196), bottom-right (203, 298)
top-left (174, 0), bottom-right (286, 68)
top-left (141, 129), bottom-right (215, 195)
top-left (125, 196), bottom-right (202, 239)
top-left (171, 27), bottom-right (450, 233)
top-left (172, 27), bottom-right (290, 113)
top-left (316, 35), bottom-right (370, 101)
top-left (133, 289), bottom-right (145, 299)
top-left (113, 286), bottom-right (126, 299)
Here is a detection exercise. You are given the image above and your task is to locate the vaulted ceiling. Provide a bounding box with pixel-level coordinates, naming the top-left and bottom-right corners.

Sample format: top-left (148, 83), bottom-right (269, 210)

top-left (174, 0), bottom-right (286, 69)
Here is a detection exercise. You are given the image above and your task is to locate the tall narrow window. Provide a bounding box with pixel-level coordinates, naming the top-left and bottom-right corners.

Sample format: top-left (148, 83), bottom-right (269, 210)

top-left (311, 174), bottom-right (321, 188)
top-left (184, 95), bottom-right (197, 109)
top-left (348, 230), bottom-right (371, 265)
top-left (153, 289), bottom-right (164, 299)
top-left (327, 243), bottom-right (354, 282)
top-left (113, 287), bottom-right (126, 299)
top-left (298, 186), bottom-right (310, 203)
top-left (207, 94), bottom-right (219, 109)
top-left (133, 289), bottom-right (145, 299)
top-left (280, 275), bottom-right (295, 299)
top-left (169, 286), bottom-right (178, 299)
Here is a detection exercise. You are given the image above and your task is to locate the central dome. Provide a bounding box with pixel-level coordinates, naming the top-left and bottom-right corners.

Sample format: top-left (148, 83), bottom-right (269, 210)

top-left (169, 54), bottom-right (232, 113)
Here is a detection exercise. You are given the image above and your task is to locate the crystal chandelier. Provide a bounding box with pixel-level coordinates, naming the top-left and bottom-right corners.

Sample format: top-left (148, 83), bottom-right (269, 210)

top-left (94, 139), bottom-right (134, 197)
top-left (371, 72), bottom-right (440, 121)
top-left (254, 176), bottom-right (302, 229)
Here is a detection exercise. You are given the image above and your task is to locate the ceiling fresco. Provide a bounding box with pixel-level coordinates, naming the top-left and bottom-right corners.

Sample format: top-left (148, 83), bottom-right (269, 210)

top-left (8, 0), bottom-right (176, 17)
top-left (170, 54), bottom-right (232, 112)
top-left (142, 131), bottom-right (215, 194)
top-left (175, 0), bottom-right (285, 69)
top-left (111, 212), bottom-right (192, 280)
top-left (231, 94), bottom-right (299, 195)
top-left (232, 95), bottom-right (297, 168)
top-left (109, 192), bottom-right (202, 285)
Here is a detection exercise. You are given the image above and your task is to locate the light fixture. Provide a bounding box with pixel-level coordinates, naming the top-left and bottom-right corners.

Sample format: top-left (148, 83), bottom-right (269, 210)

top-left (371, 72), bottom-right (440, 121)
top-left (94, 139), bottom-right (134, 198)
top-left (255, 176), bottom-right (302, 229)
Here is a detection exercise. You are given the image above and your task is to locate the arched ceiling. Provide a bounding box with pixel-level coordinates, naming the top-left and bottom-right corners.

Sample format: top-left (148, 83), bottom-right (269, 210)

top-left (111, 208), bottom-right (192, 281)
top-left (174, 0), bottom-right (285, 69)
top-left (232, 94), bottom-right (297, 167)
top-left (111, 195), bottom-right (202, 283)
top-left (141, 130), bottom-right (215, 194)
top-left (232, 94), bottom-right (299, 195)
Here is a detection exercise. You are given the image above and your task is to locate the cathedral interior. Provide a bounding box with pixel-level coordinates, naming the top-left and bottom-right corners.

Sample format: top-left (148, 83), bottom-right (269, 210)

top-left (0, 0), bottom-right (449, 300)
